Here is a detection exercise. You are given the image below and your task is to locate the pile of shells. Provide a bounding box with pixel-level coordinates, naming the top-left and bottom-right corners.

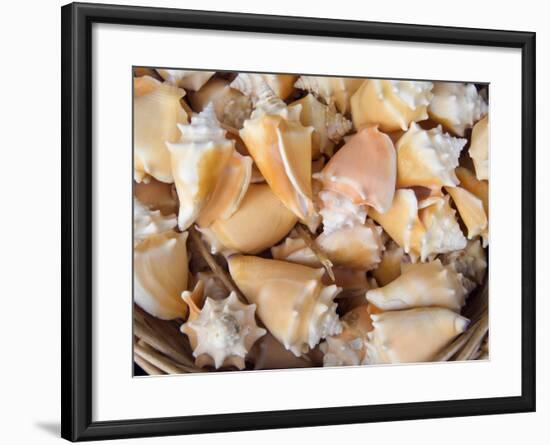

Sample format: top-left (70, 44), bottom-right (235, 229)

top-left (133, 68), bottom-right (489, 374)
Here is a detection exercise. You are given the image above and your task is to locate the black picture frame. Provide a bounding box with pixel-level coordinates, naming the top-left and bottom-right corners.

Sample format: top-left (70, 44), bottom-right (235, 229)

top-left (61, 2), bottom-right (536, 441)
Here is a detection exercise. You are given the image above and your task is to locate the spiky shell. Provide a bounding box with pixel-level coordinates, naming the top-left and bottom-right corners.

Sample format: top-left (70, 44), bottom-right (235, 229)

top-left (134, 178), bottom-right (178, 216)
top-left (396, 123), bottom-right (467, 189)
top-left (428, 82), bottom-right (488, 136)
top-left (445, 186), bottom-right (488, 245)
top-left (365, 307), bottom-right (469, 364)
top-left (134, 76), bottom-right (187, 183)
top-left (372, 241), bottom-right (406, 286)
top-left (228, 256), bottom-right (343, 356)
top-left (315, 126), bottom-right (397, 223)
top-left (289, 94), bottom-right (352, 158)
top-left (166, 104), bottom-right (235, 230)
top-left (316, 190), bottom-right (368, 234)
top-left (134, 230), bottom-right (189, 320)
top-left (294, 76), bottom-right (363, 114)
top-left (133, 198), bottom-right (177, 246)
top-left (351, 79), bottom-right (433, 132)
top-left (198, 184), bottom-right (297, 255)
top-left (239, 83), bottom-right (319, 230)
top-left (187, 78), bottom-right (252, 129)
top-left (469, 116), bottom-right (489, 181)
top-left (320, 305), bottom-right (373, 367)
top-left (156, 69), bottom-right (214, 91)
top-left (440, 239), bottom-right (488, 286)
top-left (181, 290), bottom-right (266, 369)
top-left (230, 73), bottom-right (297, 101)
top-left (366, 259), bottom-right (467, 312)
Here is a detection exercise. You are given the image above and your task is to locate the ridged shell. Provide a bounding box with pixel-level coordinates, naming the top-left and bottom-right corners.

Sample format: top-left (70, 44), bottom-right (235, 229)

top-left (366, 259), bottom-right (468, 312)
top-left (239, 83), bottom-right (319, 230)
top-left (372, 241), bottom-right (406, 286)
top-left (294, 76), bottom-right (364, 114)
top-left (134, 76), bottom-right (187, 183)
top-left (166, 104), bottom-right (235, 230)
top-left (351, 79), bottom-right (433, 132)
top-left (289, 94), bottom-right (352, 158)
top-left (315, 126), bottom-right (397, 230)
top-left (365, 307), bottom-right (469, 364)
top-left (181, 289), bottom-right (266, 369)
top-left (396, 123), bottom-right (467, 189)
top-left (469, 116), bottom-right (489, 181)
top-left (248, 332), bottom-right (312, 370)
top-left (316, 190), bottom-right (368, 235)
top-left (187, 78), bottom-right (252, 129)
top-left (134, 178), bottom-right (178, 216)
top-left (198, 184), bottom-right (297, 255)
top-left (320, 305), bottom-right (373, 367)
top-left (134, 231), bottom-right (189, 320)
top-left (156, 69), bottom-right (214, 91)
top-left (133, 198), bottom-right (177, 246)
top-left (455, 167), bottom-right (488, 216)
top-left (228, 256), bottom-right (343, 356)
top-left (445, 186), bottom-right (488, 246)
top-left (440, 239), bottom-right (487, 286)
top-left (230, 73), bottom-right (298, 101)
top-left (428, 82), bottom-right (488, 136)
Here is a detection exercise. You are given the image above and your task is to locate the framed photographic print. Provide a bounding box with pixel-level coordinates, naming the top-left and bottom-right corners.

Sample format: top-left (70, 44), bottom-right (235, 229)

top-left (61, 2), bottom-right (536, 441)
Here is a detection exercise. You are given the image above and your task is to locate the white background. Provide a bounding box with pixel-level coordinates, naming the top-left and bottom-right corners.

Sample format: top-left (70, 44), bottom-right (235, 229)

top-left (0, 0), bottom-right (546, 444)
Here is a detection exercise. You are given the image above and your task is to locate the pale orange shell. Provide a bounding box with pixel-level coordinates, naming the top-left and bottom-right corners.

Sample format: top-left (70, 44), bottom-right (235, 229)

top-left (445, 186), bottom-right (488, 245)
top-left (468, 116), bottom-right (489, 181)
top-left (294, 76), bottom-right (364, 114)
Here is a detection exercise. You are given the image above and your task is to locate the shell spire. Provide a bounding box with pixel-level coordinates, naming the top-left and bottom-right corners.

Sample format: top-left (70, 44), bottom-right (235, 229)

top-left (156, 69), bottom-right (214, 91)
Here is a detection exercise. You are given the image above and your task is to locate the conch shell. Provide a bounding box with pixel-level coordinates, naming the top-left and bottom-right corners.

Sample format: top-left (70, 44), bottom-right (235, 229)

top-left (181, 288), bottom-right (266, 369)
top-left (441, 239), bottom-right (487, 287)
top-left (134, 178), bottom-right (178, 216)
top-left (289, 94), bottom-right (352, 158)
top-left (366, 259), bottom-right (468, 312)
top-left (445, 186), bottom-right (488, 246)
top-left (372, 241), bottom-right (406, 286)
top-left (133, 198), bottom-right (177, 246)
top-left (315, 126), bottom-right (396, 232)
top-left (239, 82), bottom-right (319, 230)
top-left (396, 123), bottom-right (467, 189)
top-left (187, 78), bottom-right (252, 129)
top-left (350, 79), bottom-right (433, 132)
top-left (320, 305), bottom-right (373, 367)
top-left (294, 76), bottom-right (364, 114)
top-left (198, 184), bottom-right (297, 255)
top-left (365, 307), bottom-right (470, 364)
top-left (156, 69), bottom-right (214, 91)
top-left (455, 167), bottom-right (488, 216)
top-left (134, 76), bottom-right (187, 183)
top-left (428, 82), bottom-right (488, 136)
top-left (230, 73), bottom-right (297, 101)
top-left (166, 104), bottom-right (235, 230)
top-left (469, 116), bottom-right (489, 181)
top-left (228, 256), bottom-right (342, 356)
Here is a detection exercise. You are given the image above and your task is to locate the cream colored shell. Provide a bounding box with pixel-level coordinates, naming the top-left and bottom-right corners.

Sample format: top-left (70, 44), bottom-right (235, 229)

top-left (441, 239), bottom-right (488, 287)
top-left (372, 241), bottom-right (406, 286)
top-left (294, 76), bottom-right (364, 114)
top-left (156, 69), bottom-right (214, 90)
top-left (469, 116), bottom-right (489, 181)
top-left (228, 256), bottom-right (342, 356)
top-left (133, 198), bottom-right (177, 246)
top-left (445, 186), bottom-right (488, 246)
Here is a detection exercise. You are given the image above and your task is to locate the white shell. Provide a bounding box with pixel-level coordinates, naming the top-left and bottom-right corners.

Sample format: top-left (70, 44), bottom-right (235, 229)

top-left (365, 307), bottom-right (470, 364)
top-left (428, 82), bottom-right (488, 136)
top-left (294, 76), bottom-right (364, 114)
top-left (133, 198), bottom-right (177, 246)
top-left (441, 239), bottom-right (488, 287)
top-left (230, 72), bottom-right (297, 101)
top-left (317, 190), bottom-right (368, 235)
top-left (181, 292), bottom-right (266, 369)
top-left (156, 69), bottom-right (214, 90)
top-left (366, 259), bottom-right (467, 312)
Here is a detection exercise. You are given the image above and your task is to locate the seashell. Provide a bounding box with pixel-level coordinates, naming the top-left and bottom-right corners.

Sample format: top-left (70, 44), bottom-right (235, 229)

top-left (364, 307), bottom-right (469, 364)
top-left (315, 126), bottom-right (397, 231)
top-left (316, 190), bottom-right (368, 235)
top-left (320, 305), bottom-right (373, 367)
top-left (366, 259), bottom-right (467, 312)
top-left (372, 241), bottom-right (406, 286)
top-left (468, 116), bottom-right (489, 181)
top-left (230, 73), bottom-right (297, 101)
top-left (156, 69), bottom-right (214, 91)
top-left (195, 151), bottom-right (252, 227)
top-left (294, 76), bottom-right (364, 114)
top-left (351, 79), bottom-right (433, 132)
top-left (186, 78), bottom-right (252, 129)
top-left (396, 123), bottom-right (467, 189)
top-left (248, 332), bottom-right (312, 370)
top-left (370, 189), bottom-right (425, 261)
top-left (198, 184), bottom-right (297, 255)
top-left (239, 82), bottom-right (319, 230)
top-left (428, 82), bottom-right (488, 136)
top-left (134, 76), bottom-right (188, 183)
top-left (134, 230), bottom-right (189, 320)
top-left (166, 104), bottom-right (235, 230)
top-left (455, 166), bottom-right (488, 216)
top-left (289, 94), bottom-right (352, 158)
top-left (181, 289), bottom-right (266, 369)
top-left (134, 178), bottom-right (178, 216)
top-left (440, 239), bottom-right (487, 286)
top-left (445, 186), bottom-right (488, 246)
top-left (271, 235), bottom-right (319, 267)
top-left (418, 195), bottom-right (467, 260)
top-left (133, 198), bottom-right (177, 246)
top-left (228, 255), bottom-right (342, 356)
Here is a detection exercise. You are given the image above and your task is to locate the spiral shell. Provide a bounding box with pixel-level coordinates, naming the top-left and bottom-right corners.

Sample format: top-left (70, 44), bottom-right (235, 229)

top-left (294, 76), bottom-right (363, 114)
top-left (228, 255), bottom-right (343, 356)
top-left (156, 69), bottom-right (214, 91)
top-left (440, 239), bottom-right (487, 287)
top-left (133, 198), bottom-right (177, 246)
top-left (351, 79), bottom-right (433, 132)
top-left (469, 116), bottom-right (489, 181)
top-left (231, 72), bottom-right (297, 101)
